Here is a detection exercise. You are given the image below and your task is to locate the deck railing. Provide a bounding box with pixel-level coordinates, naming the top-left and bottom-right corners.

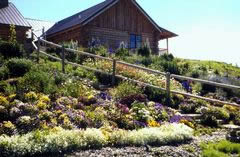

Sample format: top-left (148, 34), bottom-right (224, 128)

top-left (31, 34), bottom-right (240, 108)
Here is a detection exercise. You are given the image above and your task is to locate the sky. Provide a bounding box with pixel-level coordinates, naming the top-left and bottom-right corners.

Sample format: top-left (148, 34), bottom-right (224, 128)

top-left (10, 0), bottom-right (240, 66)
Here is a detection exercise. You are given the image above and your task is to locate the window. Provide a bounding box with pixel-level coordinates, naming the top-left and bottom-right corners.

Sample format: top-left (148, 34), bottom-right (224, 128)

top-left (130, 34), bottom-right (142, 49)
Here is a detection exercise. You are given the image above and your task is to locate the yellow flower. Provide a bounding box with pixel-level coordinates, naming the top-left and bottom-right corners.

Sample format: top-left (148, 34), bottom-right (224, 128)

top-left (3, 121), bottom-right (16, 129)
top-left (0, 96), bottom-right (9, 106)
top-left (39, 95), bottom-right (50, 104)
top-left (179, 119), bottom-right (194, 128)
top-left (25, 92), bottom-right (38, 102)
top-left (8, 94), bottom-right (16, 101)
top-left (147, 119), bottom-right (160, 127)
top-left (36, 101), bottom-right (48, 110)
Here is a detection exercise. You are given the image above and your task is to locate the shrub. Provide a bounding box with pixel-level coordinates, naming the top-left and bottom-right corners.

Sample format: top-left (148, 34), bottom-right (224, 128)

top-left (144, 86), bottom-right (166, 103)
top-left (160, 53), bottom-right (174, 61)
top-left (200, 106), bottom-right (230, 127)
top-left (17, 70), bottom-right (56, 95)
top-left (0, 66), bottom-right (9, 81)
top-left (138, 44), bottom-right (151, 57)
top-left (0, 41), bottom-right (23, 58)
top-left (0, 81), bottom-right (16, 96)
top-left (110, 81), bottom-right (143, 100)
top-left (5, 58), bottom-right (33, 77)
top-left (60, 80), bottom-right (95, 99)
top-left (115, 47), bottom-right (129, 58)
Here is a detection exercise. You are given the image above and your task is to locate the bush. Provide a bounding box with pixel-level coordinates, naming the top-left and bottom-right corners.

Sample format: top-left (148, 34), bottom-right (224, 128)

top-left (160, 53), bottom-right (174, 61)
top-left (144, 86), bottom-right (166, 104)
top-left (115, 47), bottom-right (129, 58)
top-left (17, 70), bottom-right (56, 95)
top-left (0, 81), bottom-right (16, 95)
top-left (110, 81), bottom-right (143, 100)
top-left (0, 66), bottom-right (9, 81)
top-left (5, 58), bottom-right (33, 77)
top-left (0, 41), bottom-right (23, 58)
top-left (200, 106), bottom-right (230, 127)
top-left (138, 44), bottom-right (151, 57)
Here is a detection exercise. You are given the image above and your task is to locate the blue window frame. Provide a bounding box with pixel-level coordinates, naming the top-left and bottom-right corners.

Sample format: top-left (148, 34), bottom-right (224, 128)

top-left (130, 34), bottom-right (142, 49)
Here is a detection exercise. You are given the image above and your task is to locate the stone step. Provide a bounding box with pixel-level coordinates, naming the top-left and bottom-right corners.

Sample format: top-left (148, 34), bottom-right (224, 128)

top-left (180, 114), bottom-right (201, 119)
top-left (220, 124), bottom-right (240, 130)
top-left (195, 119), bottom-right (225, 125)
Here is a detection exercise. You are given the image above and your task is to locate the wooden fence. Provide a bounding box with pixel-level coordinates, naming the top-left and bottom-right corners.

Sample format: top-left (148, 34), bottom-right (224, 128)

top-left (31, 34), bottom-right (240, 108)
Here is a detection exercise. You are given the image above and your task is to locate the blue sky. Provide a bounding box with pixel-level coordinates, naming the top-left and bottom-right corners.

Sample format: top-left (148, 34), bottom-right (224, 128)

top-left (10, 0), bottom-right (240, 66)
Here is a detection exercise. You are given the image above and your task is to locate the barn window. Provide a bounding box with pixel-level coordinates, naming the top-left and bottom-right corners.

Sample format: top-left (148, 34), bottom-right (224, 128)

top-left (130, 34), bottom-right (142, 49)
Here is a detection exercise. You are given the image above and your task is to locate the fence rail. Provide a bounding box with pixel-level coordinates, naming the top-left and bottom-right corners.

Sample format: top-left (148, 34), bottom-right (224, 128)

top-left (31, 35), bottom-right (240, 108)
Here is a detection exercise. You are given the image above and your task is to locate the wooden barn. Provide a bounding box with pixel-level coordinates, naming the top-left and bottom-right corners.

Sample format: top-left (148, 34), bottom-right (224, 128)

top-left (46, 0), bottom-right (177, 54)
top-left (0, 0), bottom-right (31, 43)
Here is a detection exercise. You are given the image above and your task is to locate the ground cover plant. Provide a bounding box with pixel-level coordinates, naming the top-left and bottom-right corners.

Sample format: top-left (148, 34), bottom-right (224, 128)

top-left (0, 123), bottom-right (193, 157)
top-left (201, 140), bottom-right (240, 157)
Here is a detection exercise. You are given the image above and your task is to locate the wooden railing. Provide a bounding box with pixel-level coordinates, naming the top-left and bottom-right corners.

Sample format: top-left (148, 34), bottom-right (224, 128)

top-left (31, 35), bottom-right (240, 108)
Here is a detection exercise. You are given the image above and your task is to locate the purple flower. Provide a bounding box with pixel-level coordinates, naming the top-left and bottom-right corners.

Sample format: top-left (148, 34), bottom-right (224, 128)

top-left (133, 120), bottom-right (147, 127)
top-left (98, 92), bottom-right (112, 101)
top-left (170, 115), bottom-right (183, 123)
top-left (121, 106), bottom-right (130, 114)
top-left (155, 103), bottom-right (164, 110)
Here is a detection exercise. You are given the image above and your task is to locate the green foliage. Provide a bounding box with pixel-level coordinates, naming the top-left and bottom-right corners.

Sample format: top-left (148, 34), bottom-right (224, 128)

top-left (8, 25), bottom-right (17, 43)
top-left (0, 41), bottom-right (23, 58)
top-left (0, 81), bottom-right (16, 95)
top-left (144, 86), bottom-right (166, 103)
top-left (60, 80), bottom-right (95, 99)
top-left (200, 106), bottom-right (230, 127)
top-left (115, 47), bottom-right (129, 58)
top-left (201, 140), bottom-right (240, 157)
top-left (138, 43), bottom-right (151, 57)
top-left (0, 66), bottom-right (9, 81)
top-left (5, 58), bottom-right (33, 77)
top-left (18, 69), bottom-right (56, 95)
top-left (111, 81), bottom-right (143, 99)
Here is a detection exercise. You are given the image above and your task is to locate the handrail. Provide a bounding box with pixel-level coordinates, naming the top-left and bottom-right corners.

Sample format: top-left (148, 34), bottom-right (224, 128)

top-left (34, 38), bottom-right (240, 108)
top-left (171, 90), bottom-right (240, 107)
top-left (171, 74), bottom-right (240, 90)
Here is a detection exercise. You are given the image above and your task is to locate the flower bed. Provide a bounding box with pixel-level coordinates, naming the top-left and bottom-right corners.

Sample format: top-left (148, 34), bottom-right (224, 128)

top-left (0, 123), bottom-right (193, 157)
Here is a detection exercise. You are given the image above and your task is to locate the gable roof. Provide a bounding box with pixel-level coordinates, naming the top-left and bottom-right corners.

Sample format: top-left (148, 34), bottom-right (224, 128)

top-left (0, 2), bottom-right (31, 28)
top-left (46, 0), bottom-right (177, 38)
top-left (46, 0), bottom-right (117, 36)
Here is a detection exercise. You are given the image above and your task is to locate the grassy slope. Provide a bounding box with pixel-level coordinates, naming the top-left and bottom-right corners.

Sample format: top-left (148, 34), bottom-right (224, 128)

top-left (177, 58), bottom-right (240, 78)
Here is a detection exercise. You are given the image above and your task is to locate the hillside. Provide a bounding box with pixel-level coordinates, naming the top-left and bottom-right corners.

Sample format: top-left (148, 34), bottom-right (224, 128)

top-left (0, 38), bottom-right (240, 157)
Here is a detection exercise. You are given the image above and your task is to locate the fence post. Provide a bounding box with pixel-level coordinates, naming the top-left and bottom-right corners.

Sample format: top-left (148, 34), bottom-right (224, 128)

top-left (166, 72), bottom-right (171, 105)
top-left (37, 37), bottom-right (40, 63)
top-left (112, 59), bottom-right (116, 86)
top-left (61, 46), bottom-right (65, 73)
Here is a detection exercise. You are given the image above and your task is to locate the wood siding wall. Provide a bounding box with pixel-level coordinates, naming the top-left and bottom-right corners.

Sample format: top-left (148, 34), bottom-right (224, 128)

top-left (0, 24), bottom-right (29, 43)
top-left (47, 0), bottom-right (161, 53)
top-left (87, 0), bottom-right (159, 52)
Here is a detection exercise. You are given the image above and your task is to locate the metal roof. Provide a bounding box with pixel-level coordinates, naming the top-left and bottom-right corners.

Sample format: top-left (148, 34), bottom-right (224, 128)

top-left (46, 0), bottom-right (177, 39)
top-left (46, 0), bottom-right (117, 35)
top-left (0, 2), bottom-right (31, 27)
top-left (26, 18), bottom-right (55, 37)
